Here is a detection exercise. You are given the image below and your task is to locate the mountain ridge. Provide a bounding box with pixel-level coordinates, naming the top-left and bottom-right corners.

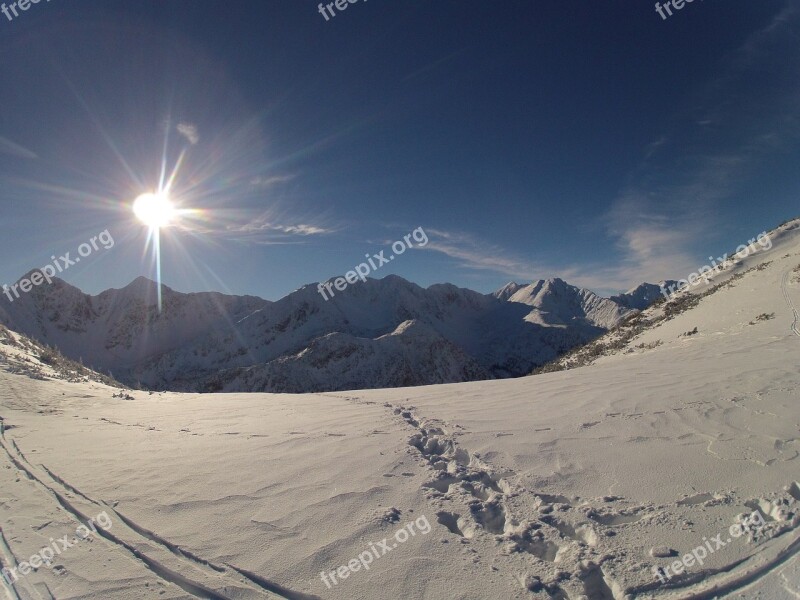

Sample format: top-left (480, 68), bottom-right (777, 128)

top-left (0, 271), bottom-right (669, 393)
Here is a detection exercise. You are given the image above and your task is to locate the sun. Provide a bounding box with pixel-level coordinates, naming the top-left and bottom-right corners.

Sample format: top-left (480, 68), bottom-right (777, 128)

top-left (132, 192), bottom-right (176, 228)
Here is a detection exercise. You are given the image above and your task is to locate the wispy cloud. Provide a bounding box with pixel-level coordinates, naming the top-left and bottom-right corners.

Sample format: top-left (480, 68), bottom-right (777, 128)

top-left (558, 221), bottom-right (700, 293)
top-left (250, 173), bottom-right (297, 189)
top-left (419, 228), bottom-right (540, 281)
top-left (224, 210), bottom-right (337, 245)
top-left (644, 135), bottom-right (668, 159)
top-left (0, 136), bottom-right (37, 159)
top-left (176, 122), bottom-right (200, 145)
top-left (237, 218), bottom-right (332, 236)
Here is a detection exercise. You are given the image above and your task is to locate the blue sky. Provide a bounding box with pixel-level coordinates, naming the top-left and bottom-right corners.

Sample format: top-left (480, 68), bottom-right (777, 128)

top-left (0, 0), bottom-right (798, 300)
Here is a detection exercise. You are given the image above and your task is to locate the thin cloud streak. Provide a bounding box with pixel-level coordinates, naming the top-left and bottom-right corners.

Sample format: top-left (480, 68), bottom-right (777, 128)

top-left (420, 229), bottom-right (540, 282)
top-left (0, 136), bottom-right (37, 159)
top-left (222, 209), bottom-right (338, 245)
top-left (250, 174), bottom-right (297, 189)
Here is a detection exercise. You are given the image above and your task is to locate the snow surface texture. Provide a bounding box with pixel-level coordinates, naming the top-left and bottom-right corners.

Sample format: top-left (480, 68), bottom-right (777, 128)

top-left (0, 218), bottom-right (797, 599)
top-left (0, 270), bottom-right (662, 394)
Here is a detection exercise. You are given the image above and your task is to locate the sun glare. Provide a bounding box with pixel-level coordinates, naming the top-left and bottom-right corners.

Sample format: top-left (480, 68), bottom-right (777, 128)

top-left (133, 192), bottom-right (176, 229)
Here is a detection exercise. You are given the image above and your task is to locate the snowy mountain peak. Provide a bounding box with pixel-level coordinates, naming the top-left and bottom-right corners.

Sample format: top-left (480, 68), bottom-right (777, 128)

top-left (611, 281), bottom-right (678, 310)
top-left (492, 282), bottom-right (524, 301)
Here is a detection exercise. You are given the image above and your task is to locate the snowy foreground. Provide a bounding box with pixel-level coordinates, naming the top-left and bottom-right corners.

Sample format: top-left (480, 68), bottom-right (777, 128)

top-left (1, 223), bottom-right (799, 600)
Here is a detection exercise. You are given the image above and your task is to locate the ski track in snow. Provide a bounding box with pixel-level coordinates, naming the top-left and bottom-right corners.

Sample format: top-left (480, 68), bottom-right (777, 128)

top-left (0, 422), bottom-right (317, 600)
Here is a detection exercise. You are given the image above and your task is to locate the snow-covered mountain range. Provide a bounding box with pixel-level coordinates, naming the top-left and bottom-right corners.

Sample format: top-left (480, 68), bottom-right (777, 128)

top-left (0, 272), bottom-right (668, 393)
